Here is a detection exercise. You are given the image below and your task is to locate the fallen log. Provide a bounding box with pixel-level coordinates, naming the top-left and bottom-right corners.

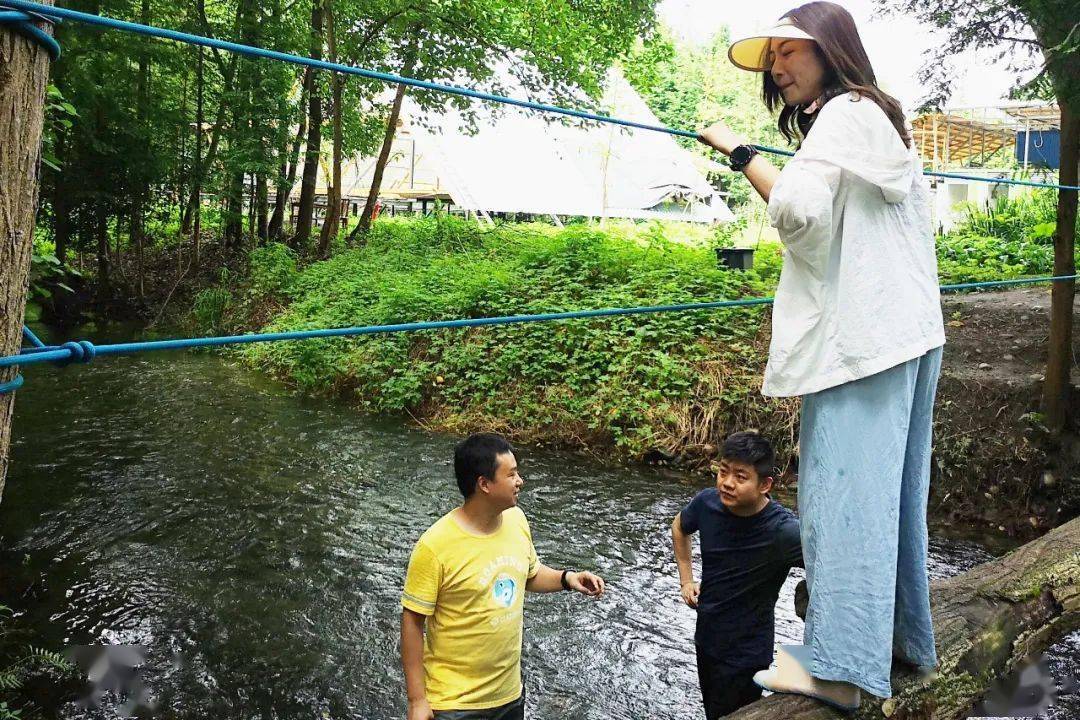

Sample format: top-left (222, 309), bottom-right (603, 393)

top-left (729, 516), bottom-right (1080, 720)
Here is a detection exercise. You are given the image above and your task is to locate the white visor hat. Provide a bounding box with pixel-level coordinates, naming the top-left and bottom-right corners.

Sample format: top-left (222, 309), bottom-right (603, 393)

top-left (728, 19), bottom-right (816, 72)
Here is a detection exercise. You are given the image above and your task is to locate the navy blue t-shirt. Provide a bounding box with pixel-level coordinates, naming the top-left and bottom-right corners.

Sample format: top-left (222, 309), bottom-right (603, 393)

top-left (680, 489), bottom-right (803, 670)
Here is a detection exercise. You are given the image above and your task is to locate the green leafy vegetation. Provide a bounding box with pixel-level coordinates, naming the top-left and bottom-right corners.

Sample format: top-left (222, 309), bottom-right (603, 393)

top-left (0, 605), bottom-right (74, 716)
top-left (936, 189), bottom-right (1071, 284)
top-left (196, 216), bottom-right (794, 458)
top-left (186, 193), bottom-right (1072, 459)
top-left (28, 238), bottom-right (82, 304)
top-left (38, 0), bottom-right (661, 279)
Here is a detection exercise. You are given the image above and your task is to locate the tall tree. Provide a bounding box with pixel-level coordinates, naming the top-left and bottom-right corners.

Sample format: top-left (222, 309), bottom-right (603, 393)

top-left (192, 41), bottom-right (204, 265)
top-left (0, 5), bottom-right (54, 501)
top-left (879, 0), bottom-right (1080, 432)
top-left (292, 0), bottom-right (324, 250)
top-left (354, 51), bottom-right (415, 240)
top-left (130, 0), bottom-right (151, 299)
top-left (317, 0), bottom-right (344, 258)
top-left (269, 83), bottom-right (308, 242)
top-left (222, 0), bottom-right (258, 249)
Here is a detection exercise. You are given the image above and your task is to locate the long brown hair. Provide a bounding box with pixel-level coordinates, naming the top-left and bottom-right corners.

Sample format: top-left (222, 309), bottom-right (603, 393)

top-left (763, 2), bottom-right (911, 149)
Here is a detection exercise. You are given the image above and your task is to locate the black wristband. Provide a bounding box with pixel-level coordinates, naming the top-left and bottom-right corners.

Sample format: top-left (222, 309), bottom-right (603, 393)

top-left (560, 569), bottom-right (572, 591)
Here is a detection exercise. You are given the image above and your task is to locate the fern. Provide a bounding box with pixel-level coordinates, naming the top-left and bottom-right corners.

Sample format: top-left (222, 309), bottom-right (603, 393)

top-left (25, 647), bottom-right (68, 672)
top-left (0, 643), bottom-right (74, 706)
top-left (0, 601), bottom-right (75, 717)
top-left (0, 671), bottom-right (20, 692)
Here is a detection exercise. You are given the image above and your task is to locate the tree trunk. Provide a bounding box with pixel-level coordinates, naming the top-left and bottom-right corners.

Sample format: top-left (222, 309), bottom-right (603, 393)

top-left (96, 207), bottom-right (110, 301)
top-left (1041, 99), bottom-right (1079, 432)
top-left (256, 172), bottom-right (269, 242)
top-left (130, 204), bottom-right (144, 300)
top-left (177, 69), bottom-right (188, 257)
top-left (247, 174), bottom-right (256, 246)
top-left (316, 0), bottom-right (342, 259)
top-left (130, 0), bottom-right (151, 300)
top-left (53, 130), bottom-right (72, 264)
top-left (0, 5), bottom-right (53, 502)
top-left (191, 42), bottom-right (204, 265)
top-left (113, 214), bottom-right (124, 281)
top-left (181, 53), bottom-right (237, 237)
top-left (292, 0), bottom-right (324, 251)
top-left (269, 93), bottom-right (307, 242)
top-left (729, 516), bottom-right (1080, 720)
top-left (352, 51), bottom-right (416, 243)
top-left (224, 170), bottom-right (244, 248)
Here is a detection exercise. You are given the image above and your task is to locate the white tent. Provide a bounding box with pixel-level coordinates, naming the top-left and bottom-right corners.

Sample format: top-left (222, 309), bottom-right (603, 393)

top-left (315, 69), bottom-right (734, 224)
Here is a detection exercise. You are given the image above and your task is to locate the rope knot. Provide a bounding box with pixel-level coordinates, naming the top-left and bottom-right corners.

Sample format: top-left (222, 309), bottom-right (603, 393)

top-left (58, 340), bottom-right (96, 365)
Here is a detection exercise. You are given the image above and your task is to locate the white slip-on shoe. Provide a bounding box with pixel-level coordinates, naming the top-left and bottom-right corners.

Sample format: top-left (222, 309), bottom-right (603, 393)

top-left (752, 645), bottom-right (862, 712)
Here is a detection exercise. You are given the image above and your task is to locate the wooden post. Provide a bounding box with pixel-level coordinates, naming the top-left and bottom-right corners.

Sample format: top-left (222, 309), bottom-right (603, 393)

top-left (0, 7), bottom-right (54, 502)
top-left (932, 114), bottom-right (939, 172)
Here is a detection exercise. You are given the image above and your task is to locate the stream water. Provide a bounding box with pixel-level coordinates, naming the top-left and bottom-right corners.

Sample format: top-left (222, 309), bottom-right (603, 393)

top-left (0, 323), bottom-right (1075, 718)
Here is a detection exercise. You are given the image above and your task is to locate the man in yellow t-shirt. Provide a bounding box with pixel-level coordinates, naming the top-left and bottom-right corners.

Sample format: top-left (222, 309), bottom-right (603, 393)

top-left (401, 433), bottom-right (606, 720)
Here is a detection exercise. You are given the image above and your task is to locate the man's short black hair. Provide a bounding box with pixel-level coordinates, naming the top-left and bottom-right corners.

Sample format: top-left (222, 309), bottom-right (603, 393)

top-left (721, 431), bottom-right (775, 482)
top-left (454, 433), bottom-right (514, 498)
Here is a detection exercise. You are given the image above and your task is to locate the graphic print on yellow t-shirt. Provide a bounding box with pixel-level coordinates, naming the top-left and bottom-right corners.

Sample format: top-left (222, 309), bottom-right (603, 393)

top-left (402, 507), bottom-right (539, 711)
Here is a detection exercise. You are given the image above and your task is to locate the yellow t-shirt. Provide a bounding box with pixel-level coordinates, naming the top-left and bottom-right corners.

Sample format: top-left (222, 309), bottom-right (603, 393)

top-left (402, 507), bottom-right (539, 711)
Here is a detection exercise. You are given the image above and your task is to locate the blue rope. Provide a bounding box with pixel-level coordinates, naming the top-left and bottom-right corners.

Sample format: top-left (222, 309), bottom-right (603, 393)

top-left (0, 297), bottom-right (775, 371)
top-left (930, 172), bottom-right (1077, 191)
top-left (53, 340), bottom-right (96, 366)
top-left (1, 0), bottom-right (1076, 191)
top-left (0, 327), bottom-right (43, 395)
top-left (0, 7), bottom-right (60, 61)
top-left (0, 331), bottom-right (94, 395)
top-left (940, 275), bottom-right (1078, 292)
top-left (0, 375), bottom-right (24, 395)
top-left (18, 325), bottom-right (57, 356)
top-left (0, 274), bottom-right (1074, 377)
top-left (22, 325), bottom-right (46, 348)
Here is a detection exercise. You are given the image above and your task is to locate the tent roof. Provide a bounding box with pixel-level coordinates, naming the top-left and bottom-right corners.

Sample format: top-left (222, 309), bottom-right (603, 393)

top-left (316, 70), bottom-right (733, 223)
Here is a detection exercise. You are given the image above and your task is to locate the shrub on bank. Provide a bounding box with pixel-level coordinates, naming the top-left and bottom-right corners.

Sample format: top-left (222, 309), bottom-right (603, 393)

top-left (192, 196), bottom-right (1067, 460)
top-left (936, 189), bottom-right (1067, 284)
top-left (229, 217), bottom-right (794, 458)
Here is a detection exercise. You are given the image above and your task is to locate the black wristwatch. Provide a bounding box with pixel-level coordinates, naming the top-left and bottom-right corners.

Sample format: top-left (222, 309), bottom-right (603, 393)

top-left (560, 569), bottom-right (572, 591)
top-left (728, 144), bottom-right (758, 172)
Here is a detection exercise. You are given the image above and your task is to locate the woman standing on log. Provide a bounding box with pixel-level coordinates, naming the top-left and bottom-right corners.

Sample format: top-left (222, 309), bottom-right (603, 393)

top-left (696, 1), bottom-right (945, 710)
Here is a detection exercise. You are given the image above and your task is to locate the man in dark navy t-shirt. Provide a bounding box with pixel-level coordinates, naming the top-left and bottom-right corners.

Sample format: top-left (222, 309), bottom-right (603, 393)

top-left (672, 431), bottom-right (803, 719)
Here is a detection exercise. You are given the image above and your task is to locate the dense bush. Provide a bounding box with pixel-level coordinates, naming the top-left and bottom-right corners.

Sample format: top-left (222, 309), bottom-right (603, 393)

top-left (221, 216), bottom-right (790, 456)
top-left (248, 243), bottom-right (299, 299)
top-left (936, 189), bottom-right (1066, 284)
top-left (188, 194), bottom-right (1070, 457)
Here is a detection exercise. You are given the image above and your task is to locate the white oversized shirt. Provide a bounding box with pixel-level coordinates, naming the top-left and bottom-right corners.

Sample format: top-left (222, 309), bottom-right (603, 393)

top-left (762, 92), bottom-right (945, 398)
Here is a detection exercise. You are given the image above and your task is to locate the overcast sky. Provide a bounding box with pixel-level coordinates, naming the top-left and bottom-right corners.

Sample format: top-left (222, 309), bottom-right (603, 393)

top-left (656, 0), bottom-right (1038, 112)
